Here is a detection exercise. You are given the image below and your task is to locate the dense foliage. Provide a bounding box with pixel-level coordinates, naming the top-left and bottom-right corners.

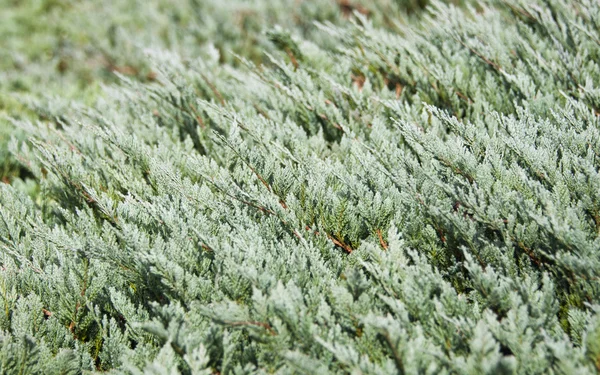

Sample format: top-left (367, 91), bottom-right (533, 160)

top-left (1, 0), bottom-right (600, 373)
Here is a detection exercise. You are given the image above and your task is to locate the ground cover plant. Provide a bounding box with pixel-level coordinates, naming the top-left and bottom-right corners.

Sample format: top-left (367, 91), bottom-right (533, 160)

top-left (1, 0), bottom-right (600, 373)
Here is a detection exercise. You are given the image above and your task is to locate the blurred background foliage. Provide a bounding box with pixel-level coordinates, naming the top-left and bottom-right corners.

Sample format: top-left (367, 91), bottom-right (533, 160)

top-left (0, 0), bottom-right (461, 183)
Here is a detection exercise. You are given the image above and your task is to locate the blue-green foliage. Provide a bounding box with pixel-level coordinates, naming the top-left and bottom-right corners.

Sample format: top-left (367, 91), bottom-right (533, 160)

top-left (1, 0), bottom-right (600, 373)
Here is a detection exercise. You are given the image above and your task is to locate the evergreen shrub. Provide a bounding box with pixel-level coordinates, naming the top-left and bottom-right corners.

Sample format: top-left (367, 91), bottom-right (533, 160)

top-left (1, 0), bottom-right (599, 373)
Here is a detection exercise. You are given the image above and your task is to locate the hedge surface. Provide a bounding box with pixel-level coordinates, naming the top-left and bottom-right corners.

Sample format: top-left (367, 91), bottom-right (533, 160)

top-left (1, 0), bottom-right (599, 374)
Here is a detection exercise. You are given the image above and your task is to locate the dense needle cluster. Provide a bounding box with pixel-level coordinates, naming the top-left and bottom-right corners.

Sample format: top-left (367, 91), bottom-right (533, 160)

top-left (1, 0), bottom-right (600, 374)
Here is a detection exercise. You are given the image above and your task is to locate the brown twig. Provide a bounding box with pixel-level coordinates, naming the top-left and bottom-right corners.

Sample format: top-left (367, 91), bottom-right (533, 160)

top-left (200, 73), bottom-right (225, 105)
top-left (377, 228), bottom-right (388, 250)
top-left (455, 38), bottom-right (503, 73)
top-left (226, 320), bottom-right (277, 336)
